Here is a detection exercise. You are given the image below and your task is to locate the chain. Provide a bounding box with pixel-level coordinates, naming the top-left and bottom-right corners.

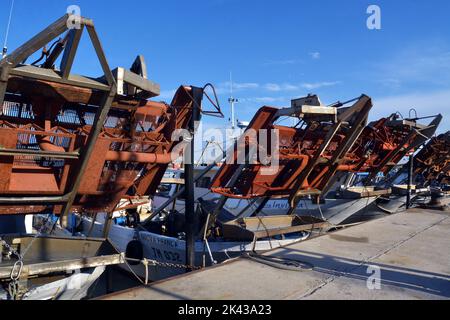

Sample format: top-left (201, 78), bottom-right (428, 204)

top-left (1, 215), bottom-right (58, 300)
top-left (1, 239), bottom-right (23, 300)
top-left (122, 257), bottom-right (202, 286)
top-left (0, 239), bottom-right (23, 281)
top-left (1, 239), bottom-right (22, 262)
top-left (125, 257), bottom-right (202, 271)
top-left (151, 260), bottom-right (203, 270)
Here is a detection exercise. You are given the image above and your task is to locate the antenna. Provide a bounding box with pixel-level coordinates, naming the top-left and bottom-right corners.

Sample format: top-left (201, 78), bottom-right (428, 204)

top-left (2, 0), bottom-right (15, 58)
top-left (228, 72), bottom-right (238, 130)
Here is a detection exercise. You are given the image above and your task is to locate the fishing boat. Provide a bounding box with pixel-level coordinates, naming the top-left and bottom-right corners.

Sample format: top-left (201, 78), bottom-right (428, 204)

top-left (70, 212), bottom-right (323, 282)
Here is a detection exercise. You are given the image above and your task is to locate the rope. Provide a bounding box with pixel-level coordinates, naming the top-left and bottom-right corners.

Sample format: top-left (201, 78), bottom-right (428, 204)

top-left (21, 214), bottom-right (58, 258)
top-left (122, 257), bottom-right (147, 285)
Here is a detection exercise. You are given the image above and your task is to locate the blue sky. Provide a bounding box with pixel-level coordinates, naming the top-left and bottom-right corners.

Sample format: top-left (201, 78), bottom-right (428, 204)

top-left (1, 0), bottom-right (449, 133)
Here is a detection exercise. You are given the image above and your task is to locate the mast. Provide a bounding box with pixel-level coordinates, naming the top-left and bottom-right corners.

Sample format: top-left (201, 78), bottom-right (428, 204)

top-left (2, 0), bottom-right (15, 58)
top-left (228, 72), bottom-right (238, 130)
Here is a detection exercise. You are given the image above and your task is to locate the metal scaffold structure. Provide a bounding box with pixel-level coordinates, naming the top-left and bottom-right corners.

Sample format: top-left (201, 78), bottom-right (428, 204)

top-left (0, 13), bottom-right (221, 299)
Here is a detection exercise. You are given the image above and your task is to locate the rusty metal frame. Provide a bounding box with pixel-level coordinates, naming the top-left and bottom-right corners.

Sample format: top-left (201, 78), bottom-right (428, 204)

top-left (287, 95), bottom-right (372, 212)
top-left (209, 94), bottom-right (442, 217)
top-left (0, 15), bottom-right (117, 230)
top-left (210, 95), bottom-right (373, 202)
top-left (365, 114), bottom-right (442, 182)
top-left (389, 129), bottom-right (449, 186)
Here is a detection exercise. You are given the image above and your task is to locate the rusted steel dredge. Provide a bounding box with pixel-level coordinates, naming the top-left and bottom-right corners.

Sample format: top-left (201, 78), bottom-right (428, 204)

top-left (0, 14), bottom-right (205, 221)
top-left (210, 95), bottom-right (441, 210)
top-left (413, 131), bottom-right (450, 185)
top-left (211, 95), bottom-right (372, 199)
top-left (344, 113), bottom-right (442, 181)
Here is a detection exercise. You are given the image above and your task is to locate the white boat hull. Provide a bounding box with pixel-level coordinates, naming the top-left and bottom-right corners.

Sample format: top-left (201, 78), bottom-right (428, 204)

top-left (78, 215), bottom-right (309, 282)
top-left (154, 195), bottom-right (380, 225)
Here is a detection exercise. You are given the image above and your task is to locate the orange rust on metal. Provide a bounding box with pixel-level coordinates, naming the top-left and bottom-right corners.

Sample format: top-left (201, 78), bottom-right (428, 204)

top-left (413, 131), bottom-right (450, 185)
top-left (0, 79), bottom-right (195, 215)
top-left (210, 96), bottom-right (439, 200)
top-left (0, 15), bottom-right (200, 217)
top-left (104, 151), bottom-right (172, 164)
top-left (211, 96), bottom-right (373, 199)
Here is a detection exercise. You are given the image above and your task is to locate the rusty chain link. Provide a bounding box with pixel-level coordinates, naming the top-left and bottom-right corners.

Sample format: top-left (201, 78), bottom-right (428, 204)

top-left (125, 257), bottom-right (202, 271)
top-left (1, 239), bottom-right (24, 300)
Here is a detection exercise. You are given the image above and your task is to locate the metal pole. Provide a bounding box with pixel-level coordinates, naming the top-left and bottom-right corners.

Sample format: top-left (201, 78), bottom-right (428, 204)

top-left (228, 72), bottom-right (237, 130)
top-left (406, 153), bottom-right (414, 209)
top-left (141, 158), bottom-right (224, 225)
top-left (1, 0), bottom-right (15, 58)
top-left (185, 87), bottom-right (203, 271)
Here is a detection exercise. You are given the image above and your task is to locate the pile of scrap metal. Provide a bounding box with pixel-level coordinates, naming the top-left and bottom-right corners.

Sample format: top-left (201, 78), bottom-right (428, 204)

top-left (0, 14), bottom-right (205, 299)
top-left (209, 95), bottom-right (441, 224)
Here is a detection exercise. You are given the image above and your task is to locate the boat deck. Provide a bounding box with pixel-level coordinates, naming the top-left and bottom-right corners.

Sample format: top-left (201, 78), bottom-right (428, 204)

top-left (98, 208), bottom-right (450, 300)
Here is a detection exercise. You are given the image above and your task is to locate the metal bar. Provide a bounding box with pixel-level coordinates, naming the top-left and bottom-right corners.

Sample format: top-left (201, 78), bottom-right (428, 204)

top-left (185, 87), bottom-right (203, 271)
top-left (287, 121), bottom-right (344, 213)
top-left (0, 81), bottom-right (6, 107)
top-left (406, 154), bottom-right (414, 209)
top-left (60, 26), bottom-right (84, 79)
top-left (10, 65), bottom-right (110, 91)
top-left (0, 254), bottom-right (124, 279)
top-left (249, 197), bottom-right (270, 217)
top-left (208, 145), bottom-right (257, 225)
top-left (58, 21), bottom-right (116, 228)
top-left (85, 25), bottom-right (114, 86)
top-left (318, 97), bottom-right (372, 194)
top-left (42, 37), bottom-right (67, 69)
top-left (0, 195), bottom-right (68, 204)
top-left (211, 162), bottom-right (246, 217)
top-left (235, 197), bottom-right (260, 219)
top-left (252, 221), bottom-right (330, 239)
top-left (409, 114), bottom-right (442, 150)
top-left (0, 15), bottom-right (69, 68)
top-left (112, 67), bottom-right (160, 97)
top-left (0, 64), bottom-right (10, 106)
top-left (102, 212), bottom-right (114, 238)
top-left (141, 159), bottom-right (224, 226)
top-left (0, 148), bottom-right (79, 159)
top-left (59, 88), bottom-right (116, 226)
